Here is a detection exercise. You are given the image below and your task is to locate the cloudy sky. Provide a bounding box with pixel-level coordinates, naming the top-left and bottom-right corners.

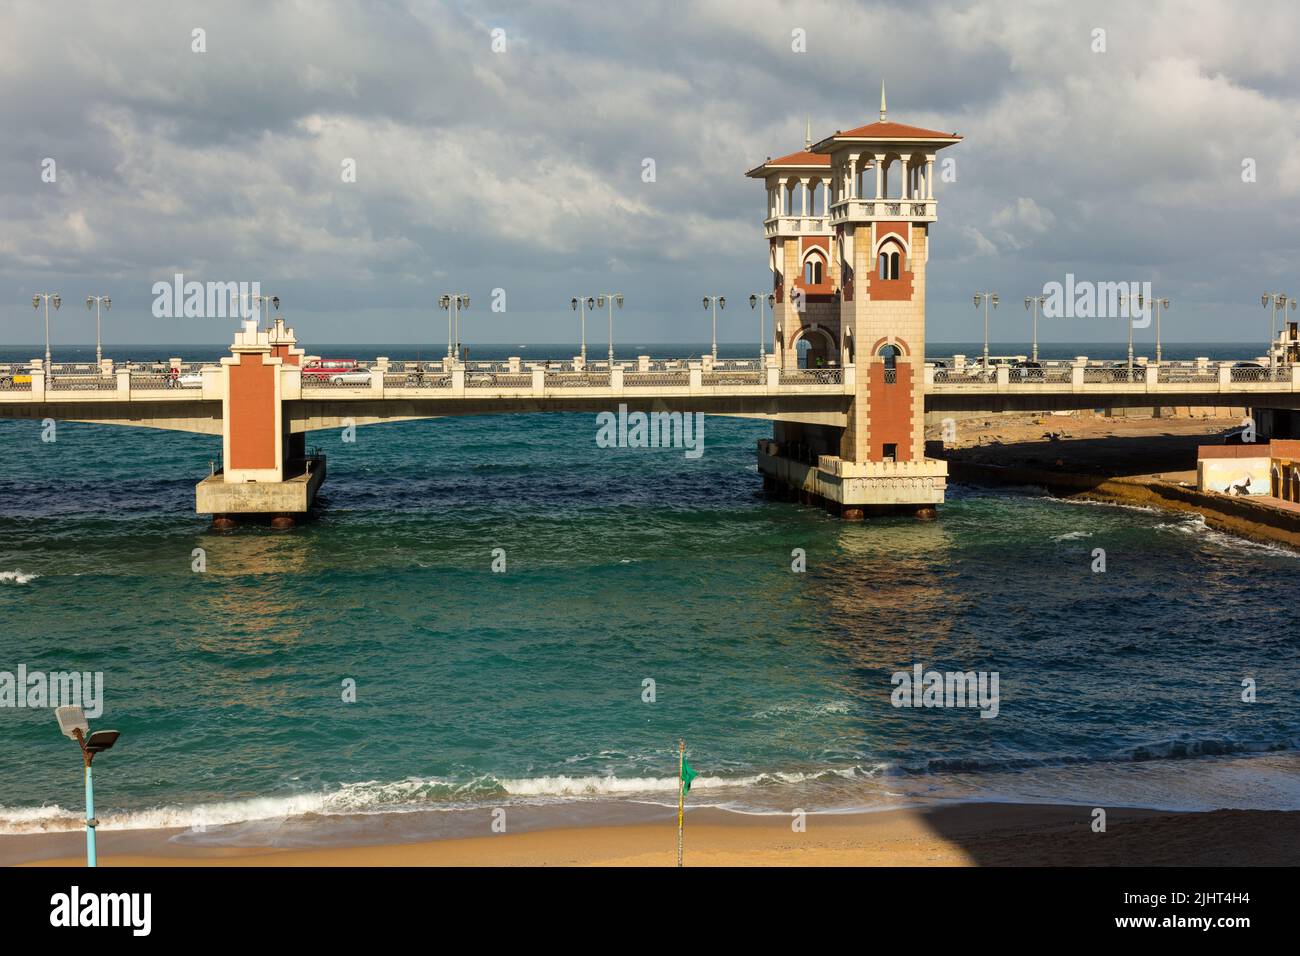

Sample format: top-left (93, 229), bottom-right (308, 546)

top-left (3, 0), bottom-right (1299, 350)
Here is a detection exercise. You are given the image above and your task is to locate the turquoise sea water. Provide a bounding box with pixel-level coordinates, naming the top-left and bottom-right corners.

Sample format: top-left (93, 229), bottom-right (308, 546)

top-left (1, 343), bottom-right (1297, 844)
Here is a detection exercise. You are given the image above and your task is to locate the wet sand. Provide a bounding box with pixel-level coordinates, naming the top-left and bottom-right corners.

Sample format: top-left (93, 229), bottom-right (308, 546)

top-left (7, 803), bottom-right (1298, 867)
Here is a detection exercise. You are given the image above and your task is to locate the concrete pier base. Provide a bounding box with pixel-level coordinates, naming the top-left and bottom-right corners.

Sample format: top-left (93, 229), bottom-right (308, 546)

top-left (196, 456), bottom-right (325, 524)
top-left (757, 439), bottom-right (947, 519)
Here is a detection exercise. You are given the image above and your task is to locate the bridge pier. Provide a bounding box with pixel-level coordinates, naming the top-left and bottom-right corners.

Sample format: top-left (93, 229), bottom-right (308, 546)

top-left (195, 317), bottom-right (325, 528)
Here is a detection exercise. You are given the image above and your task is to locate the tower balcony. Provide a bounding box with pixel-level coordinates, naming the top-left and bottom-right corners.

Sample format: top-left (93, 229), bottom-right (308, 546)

top-left (829, 197), bottom-right (936, 225)
top-left (763, 214), bottom-right (833, 238)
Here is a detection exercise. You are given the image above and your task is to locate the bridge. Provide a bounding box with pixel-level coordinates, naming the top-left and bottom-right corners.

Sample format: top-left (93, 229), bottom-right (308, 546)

top-left (2, 318), bottom-right (1296, 524)
top-left (7, 105), bottom-right (1298, 522)
top-left (5, 349), bottom-right (1298, 430)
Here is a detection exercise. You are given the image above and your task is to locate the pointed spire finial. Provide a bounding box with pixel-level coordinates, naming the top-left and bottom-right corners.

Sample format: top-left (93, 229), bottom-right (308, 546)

top-left (879, 79), bottom-right (887, 122)
top-left (805, 116), bottom-right (812, 149)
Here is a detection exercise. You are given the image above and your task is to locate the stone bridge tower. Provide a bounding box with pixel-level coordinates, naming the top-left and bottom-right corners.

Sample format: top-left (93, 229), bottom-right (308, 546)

top-left (753, 88), bottom-right (962, 518)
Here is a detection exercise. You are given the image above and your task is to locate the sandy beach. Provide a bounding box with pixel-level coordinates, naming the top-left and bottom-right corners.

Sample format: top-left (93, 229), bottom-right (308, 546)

top-left (7, 803), bottom-right (1298, 867)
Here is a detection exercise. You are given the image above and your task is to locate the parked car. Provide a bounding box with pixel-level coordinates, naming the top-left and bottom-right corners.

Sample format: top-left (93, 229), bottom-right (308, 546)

top-left (1107, 361), bottom-right (1146, 382)
top-left (177, 371), bottom-right (204, 388)
top-left (303, 359), bottom-right (370, 384)
top-left (0, 370), bottom-right (32, 388)
top-left (1011, 360), bottom-right (1044, 381)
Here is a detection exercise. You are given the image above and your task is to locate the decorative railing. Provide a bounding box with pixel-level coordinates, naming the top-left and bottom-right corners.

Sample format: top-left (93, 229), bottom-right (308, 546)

top-left (624, 371), bottom-right (689, 387)
top-left (466, 373), bottom-right (531, 388)
top-left (301, 375), bottom-right (369, 388)
top-left (50, 375), bottom-right (116, 391)
top-left (703, 371), bottom-right (763, 385)
top-left (779, 368), bottom-right (843, 386)
top-left (0, 367), bottom-right (32, 390)
top-left (1229, 364), bottom-right (1290, 382)
top-left (1083, 367), bottom-right (1145, 383)
top-left (545, 372), bottom-right (610, 388)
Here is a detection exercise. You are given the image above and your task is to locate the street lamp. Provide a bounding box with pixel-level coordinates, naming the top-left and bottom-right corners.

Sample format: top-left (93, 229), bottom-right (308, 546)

top-left (235, 292), bottom-right (279, 330)
top-left (32, 292), bottom-right (61, 373)
top-left (703, 295), bottom-right (726, 362)
top-left (1117, 290), bottom-right (1146, 379)
top-left (1262, 293), bottom-right (1295, 373)
top-left (570, 296), bottom-right (594, 362)
top-left (596, 293), bottom-right (623, 366)
top-left (1141, 294), bottom-right (1170, 365)
top-left (749, 292), bottom-right (774, 365)
top-left (440, 294), bottom-right (470, 360)
top-left (1023, 295), bottom-right (1045, 364)
top-left (55, 706), bottom-right (120, 868)
top-left (972, 291), bottom-right (998, 370)
top-left (85, 295), bottom-right (111, 365)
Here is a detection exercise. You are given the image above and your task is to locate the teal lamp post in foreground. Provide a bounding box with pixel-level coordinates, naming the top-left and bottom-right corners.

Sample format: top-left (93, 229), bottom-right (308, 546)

top-left (55, 706), bottom-right (120, 867)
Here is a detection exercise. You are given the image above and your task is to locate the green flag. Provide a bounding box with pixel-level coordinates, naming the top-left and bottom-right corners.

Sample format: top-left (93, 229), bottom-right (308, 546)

top-left (681, 758), bottom-right (698, 794)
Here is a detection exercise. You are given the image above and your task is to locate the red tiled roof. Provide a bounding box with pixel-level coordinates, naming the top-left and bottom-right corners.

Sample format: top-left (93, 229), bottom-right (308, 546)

top-left (767, 148), bottom-right (831, 166)
top-left (826, 120), bottom-right (961, 141)
top-left (745, 148), bottom-right (831, 177)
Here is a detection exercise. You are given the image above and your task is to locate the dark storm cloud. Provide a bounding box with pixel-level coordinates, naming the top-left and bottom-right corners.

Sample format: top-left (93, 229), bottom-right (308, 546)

top-left (2, 0), bottom-right (1298, 346)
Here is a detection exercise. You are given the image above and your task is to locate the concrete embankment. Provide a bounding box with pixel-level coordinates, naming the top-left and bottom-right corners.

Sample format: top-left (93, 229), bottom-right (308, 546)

top-left (950, 460), bottom-right (1300, 550)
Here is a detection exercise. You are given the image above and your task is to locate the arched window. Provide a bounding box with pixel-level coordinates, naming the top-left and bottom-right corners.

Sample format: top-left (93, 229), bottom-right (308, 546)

top-left (803, 250), bottom-right (826, 285)
top-left (877, 247), bottom-right (901, 280)
top-left (878, 344), bottom-right (902, 369)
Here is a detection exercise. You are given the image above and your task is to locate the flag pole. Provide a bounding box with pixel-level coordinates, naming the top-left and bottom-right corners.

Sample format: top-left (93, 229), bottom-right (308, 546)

top-left (676, 739), bottom-right (685, 868)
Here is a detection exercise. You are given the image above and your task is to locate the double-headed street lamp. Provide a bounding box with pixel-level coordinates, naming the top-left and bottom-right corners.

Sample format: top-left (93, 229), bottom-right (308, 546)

top-left (571, 296), bottom-right (594, 362)
top-left (236, 292), bottom-right (280, 330)
top-left (1023, 295), bottom-right (1045, 364)
top-left (1262, 293), bottom-right (1296, 372)
top-left (749, 292), bottom-right (774, 365)
top-left (972, 291), bottom-right (998, 369)
top-left (596, 293), bottom-right (623, 366)
top-left (440, 294), bottom-right (470, 360)
top-left (55, 706), bottom-right (121, 867)
top-left (32, 292), bottom-right (61, 372)
top-left (1141, 294), bottom-right (1170, 365)
top-left (85, 295), bottom-right (111, 365)
top-left (702, 295), bottom-right (725, 362)
top-left (1118, 290), bottom-right (1145, 379)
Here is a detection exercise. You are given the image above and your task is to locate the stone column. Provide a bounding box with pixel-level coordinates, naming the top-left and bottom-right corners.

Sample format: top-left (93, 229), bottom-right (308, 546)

top-left (899, 154), bottom-right (911, 200)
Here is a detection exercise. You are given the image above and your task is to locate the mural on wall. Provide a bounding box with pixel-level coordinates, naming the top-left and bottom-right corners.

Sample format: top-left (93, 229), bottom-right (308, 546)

top-left (1198, 458), bottom-right (1271, 496)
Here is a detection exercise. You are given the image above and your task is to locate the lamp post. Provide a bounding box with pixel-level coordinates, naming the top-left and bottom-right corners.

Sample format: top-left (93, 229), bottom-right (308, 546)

top-left (1141, 294), bottom-right (1170, 365)
top-left (1118, 290), bottom-right (1144, 379)
top-left (1262, 293), bottom-right (1295, 372)
top-left (235, 292), bottom-right (279, 330)
top-left (749, 292), bottom-right (774, 365)
top-left (1286, 297), bottom-right (1299, 367)
top-left (596, 293), bottom-right (623, 366)
top-left (702, 295), bottom-right (725, 362)
top-left (32, 293), bottom-right (61, 372)
top-left (570, 296), bottom-right (594, 362)
top-left (55, 706), bottom-right (120, 868)
top-left (972, 291), bottom-right (998, 370)
top-left (85, 295), bottom-right (111, 365)
top-left (440, 294), bottom-right (470, 360)
top-left (1023, 295), bottom-right (1045, 364)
